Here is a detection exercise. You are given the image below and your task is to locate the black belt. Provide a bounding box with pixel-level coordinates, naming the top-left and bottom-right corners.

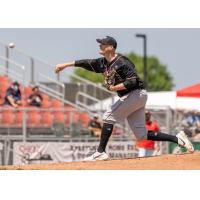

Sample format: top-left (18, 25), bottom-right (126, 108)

top-left (118, 87), bottom-right (145, 97)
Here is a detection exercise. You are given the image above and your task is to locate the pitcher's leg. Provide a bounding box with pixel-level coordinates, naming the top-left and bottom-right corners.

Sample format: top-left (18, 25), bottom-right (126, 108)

top-left (98, 91), bottom-right (147, 153)
top-left (103, 90), bottom-right (148, 124)
top-left (127, 106), bottom-right (182, 143)
top-left (127, 107), bottom-right (194, 153)
top-left (97, 123), bottom-right (114, 153)
top-left (127, 107), bottom-right (147, 140)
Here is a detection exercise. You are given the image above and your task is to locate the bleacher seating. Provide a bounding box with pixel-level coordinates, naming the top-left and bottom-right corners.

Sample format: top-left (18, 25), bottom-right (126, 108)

top-left (53, 111), bottom-right (66, 123)
top-left (42, 99), bottom-right (51, 108)
top-left (15, 110), bottom-right (23, 126)
top-left (0, 75), bottom-right (10, 84)
top-left (0, 75), bottom-right (91, 131)
top-left (1, 109), bottom-right (15, 125)
top-left (51, 99), bottom-right (62, 108)
top-left (27, 111), bottom-right (41, 126)
top-left (24, 86), bottom-right (32, 98)
top-left (41, 111), bottom-right (53, 126)
top-left (79, 112), bottom-right (90, 127)
top-left (42, 94), bottom-right (50, 101)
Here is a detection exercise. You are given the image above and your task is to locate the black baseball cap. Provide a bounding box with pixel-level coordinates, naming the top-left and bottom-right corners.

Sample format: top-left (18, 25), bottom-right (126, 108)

top-left (96, 36), bottom-right (117, 49)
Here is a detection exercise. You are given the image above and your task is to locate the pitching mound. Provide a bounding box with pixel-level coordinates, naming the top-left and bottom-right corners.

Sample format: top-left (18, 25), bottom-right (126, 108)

top-left (1, 152), bottom-right (200, 170)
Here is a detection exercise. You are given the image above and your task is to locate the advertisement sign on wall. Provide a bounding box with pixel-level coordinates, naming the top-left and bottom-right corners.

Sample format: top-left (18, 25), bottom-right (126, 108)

top-left (13, 141), bottom-right (137, 165)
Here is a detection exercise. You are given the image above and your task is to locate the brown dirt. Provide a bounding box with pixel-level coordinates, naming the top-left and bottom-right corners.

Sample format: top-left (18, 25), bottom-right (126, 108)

top-left (1, 152), bottom-right (200, 170)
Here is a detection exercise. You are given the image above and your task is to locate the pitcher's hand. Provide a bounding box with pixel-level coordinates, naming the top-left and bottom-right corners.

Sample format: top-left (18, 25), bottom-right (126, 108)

top-left (54, 63), bottom-right (66, 73)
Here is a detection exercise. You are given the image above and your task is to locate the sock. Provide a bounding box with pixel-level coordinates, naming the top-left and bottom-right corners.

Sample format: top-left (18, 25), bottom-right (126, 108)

top-left (97, 123), bottom-right (113, 153)
top-left (147, 131), bottom-right (178, 144)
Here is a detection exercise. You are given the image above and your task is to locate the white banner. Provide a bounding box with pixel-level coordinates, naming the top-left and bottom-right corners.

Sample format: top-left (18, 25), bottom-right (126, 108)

top-left (13, 141), bottom-right (137, 165)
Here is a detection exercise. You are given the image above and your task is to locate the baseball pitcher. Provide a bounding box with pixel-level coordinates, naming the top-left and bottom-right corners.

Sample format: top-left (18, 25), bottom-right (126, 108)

top-left (55, 36), bottom-right (194, 161)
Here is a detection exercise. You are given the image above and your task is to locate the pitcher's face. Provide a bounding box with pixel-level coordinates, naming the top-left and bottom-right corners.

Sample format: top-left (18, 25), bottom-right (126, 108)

top-left (99, 44), bottom-right (114, 56)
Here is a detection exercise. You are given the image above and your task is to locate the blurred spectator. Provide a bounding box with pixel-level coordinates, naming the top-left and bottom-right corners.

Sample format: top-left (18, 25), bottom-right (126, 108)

top-left (27, 86), bottom-right (43, 107)
top-left (181, 110), bottom-right (200, 138)
top-left (185, 112), bottom-right (194, 126)
top-left (185, 111), bottom-right (200, 127)
top-left (4, 81), bottom-right (22, 108)
top-left (88, 114), bottom-right (102, 137)
top-left (136, 111), bottom-right (161, 157)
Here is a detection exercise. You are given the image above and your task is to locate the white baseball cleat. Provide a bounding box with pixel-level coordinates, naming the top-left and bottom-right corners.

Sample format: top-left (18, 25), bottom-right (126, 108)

top-left (83, 151), bottom-right (109, 161)
top-left (176, 131), bottom-right (194, 153)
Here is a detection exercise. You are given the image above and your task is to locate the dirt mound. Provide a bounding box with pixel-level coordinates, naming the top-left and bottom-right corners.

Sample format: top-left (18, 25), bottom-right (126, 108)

top-left (1, 152), bottom-right (200, 170)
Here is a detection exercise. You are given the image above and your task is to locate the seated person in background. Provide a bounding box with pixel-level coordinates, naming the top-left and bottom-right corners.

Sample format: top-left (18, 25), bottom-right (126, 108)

top-left (88, 114), bottom-right (102, 137)
top-left (27, 86), bottom-right (43, 107)
top-left (4, 81), bottom-right (22, 108)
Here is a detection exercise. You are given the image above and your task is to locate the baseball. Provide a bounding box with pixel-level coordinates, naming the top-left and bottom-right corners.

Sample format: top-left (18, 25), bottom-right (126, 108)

top-left (8, 42), bottom-right (16, 48)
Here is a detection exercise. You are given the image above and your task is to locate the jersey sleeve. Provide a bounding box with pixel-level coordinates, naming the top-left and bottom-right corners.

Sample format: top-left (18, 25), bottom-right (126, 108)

top-left (74, 58), bottom-right (104, 73)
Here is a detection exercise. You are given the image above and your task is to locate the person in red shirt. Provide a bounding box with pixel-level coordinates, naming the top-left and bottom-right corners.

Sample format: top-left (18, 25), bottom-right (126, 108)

top-left (137, 111), bottom-right (160, 157)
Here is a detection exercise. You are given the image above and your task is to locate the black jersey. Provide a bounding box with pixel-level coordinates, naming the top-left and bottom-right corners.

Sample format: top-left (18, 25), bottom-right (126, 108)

top-left (74, 54), bottom-right (145, 97)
